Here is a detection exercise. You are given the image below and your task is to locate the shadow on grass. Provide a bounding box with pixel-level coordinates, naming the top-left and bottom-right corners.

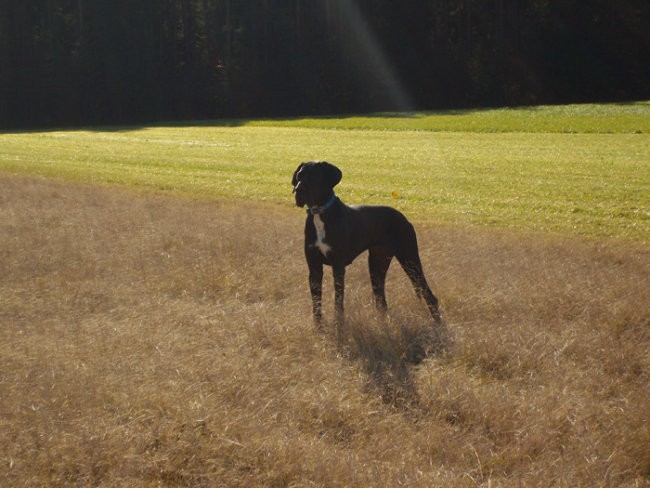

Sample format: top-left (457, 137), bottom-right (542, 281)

top-left (330, 311), bottom-right (450, 410)
top-left (4, 100), bottom-right (648, 134)
top-left (0, 104), bottom-right (561, 133)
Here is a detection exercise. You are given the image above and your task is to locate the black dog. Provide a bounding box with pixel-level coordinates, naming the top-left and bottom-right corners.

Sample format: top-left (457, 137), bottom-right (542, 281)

top-left (292, 161), bottom-right (443, 331)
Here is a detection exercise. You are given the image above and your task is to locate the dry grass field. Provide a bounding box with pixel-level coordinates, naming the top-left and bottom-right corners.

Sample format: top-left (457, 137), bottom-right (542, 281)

top-left (1, 173), bottom-right (648, 487)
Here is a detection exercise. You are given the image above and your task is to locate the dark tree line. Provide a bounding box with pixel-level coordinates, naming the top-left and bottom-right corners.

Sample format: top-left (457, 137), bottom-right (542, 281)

top-left (1, 0), bottom-right (648, 128)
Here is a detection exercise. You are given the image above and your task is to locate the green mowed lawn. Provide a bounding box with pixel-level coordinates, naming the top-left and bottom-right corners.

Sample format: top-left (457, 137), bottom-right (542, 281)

top-left (1, 102), bottom-right (648, 241)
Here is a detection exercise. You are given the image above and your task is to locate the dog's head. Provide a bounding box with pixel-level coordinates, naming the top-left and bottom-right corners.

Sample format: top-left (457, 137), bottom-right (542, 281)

top-left (292, 161), bottom-right (342, 208)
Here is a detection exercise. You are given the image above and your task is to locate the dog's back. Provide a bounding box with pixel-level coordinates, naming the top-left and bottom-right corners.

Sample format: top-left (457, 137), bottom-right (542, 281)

top-left (346, 204), bottom-right (418, 257)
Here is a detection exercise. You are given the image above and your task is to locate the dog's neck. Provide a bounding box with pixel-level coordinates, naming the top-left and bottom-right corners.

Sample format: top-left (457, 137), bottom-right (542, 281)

top-left (306, 192), bottom-right (337, 216)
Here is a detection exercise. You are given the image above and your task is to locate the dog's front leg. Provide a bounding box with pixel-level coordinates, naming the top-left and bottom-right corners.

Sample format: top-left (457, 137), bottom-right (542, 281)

top-left (333, 265), bottom-right (346, 333)
top-left (308, 261), bottom-right (324, 329)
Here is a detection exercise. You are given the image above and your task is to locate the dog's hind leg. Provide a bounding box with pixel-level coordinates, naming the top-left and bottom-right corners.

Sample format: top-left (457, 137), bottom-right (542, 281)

top-left (368, 247), bottom-right (393, 313)
top-left (395, 237), bottom-right (443, 327)
top-left (401, 258), bottom-right (442, 325)
top-left (400, 259), bottom-right (440, 316)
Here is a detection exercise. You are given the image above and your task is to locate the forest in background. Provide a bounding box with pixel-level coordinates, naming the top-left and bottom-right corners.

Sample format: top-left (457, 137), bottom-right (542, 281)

top-left (1, 0), bottom-right (649, 128)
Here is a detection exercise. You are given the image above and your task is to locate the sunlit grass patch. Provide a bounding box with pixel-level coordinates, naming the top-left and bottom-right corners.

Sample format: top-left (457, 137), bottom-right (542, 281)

top-left (1, 102), bottom-right (648, 241)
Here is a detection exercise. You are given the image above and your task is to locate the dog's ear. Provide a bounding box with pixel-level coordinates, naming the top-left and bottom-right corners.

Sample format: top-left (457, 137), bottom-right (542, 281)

top-left (292, 163), bottom-right (305, 187)
top-left (320, 161), bottom-right (342, 188)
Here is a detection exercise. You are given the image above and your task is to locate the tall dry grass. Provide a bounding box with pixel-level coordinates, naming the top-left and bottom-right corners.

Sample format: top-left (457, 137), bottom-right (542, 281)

top-left (0, 174), bottom-right (648, 487)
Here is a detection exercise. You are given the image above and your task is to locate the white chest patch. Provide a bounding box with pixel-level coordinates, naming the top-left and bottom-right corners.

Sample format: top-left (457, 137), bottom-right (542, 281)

top-left (313, 215), bottom-right (332, 256)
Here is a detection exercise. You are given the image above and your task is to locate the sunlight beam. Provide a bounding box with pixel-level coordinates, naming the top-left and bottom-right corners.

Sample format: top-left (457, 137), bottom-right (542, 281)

top-left (320, 0), bottom-right (415, 112)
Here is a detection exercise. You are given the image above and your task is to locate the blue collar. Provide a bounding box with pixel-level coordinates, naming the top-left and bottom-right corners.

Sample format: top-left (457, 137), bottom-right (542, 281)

top-left (307, 193), bottom-right (337, 215)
